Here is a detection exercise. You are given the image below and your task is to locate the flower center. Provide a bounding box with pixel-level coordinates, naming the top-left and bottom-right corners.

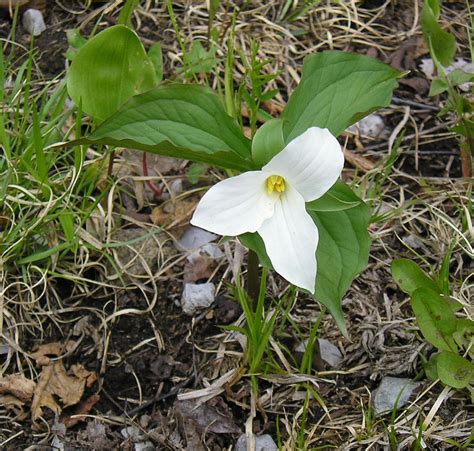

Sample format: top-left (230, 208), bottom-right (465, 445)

top-left (266, 175), bottom-right (286, 195)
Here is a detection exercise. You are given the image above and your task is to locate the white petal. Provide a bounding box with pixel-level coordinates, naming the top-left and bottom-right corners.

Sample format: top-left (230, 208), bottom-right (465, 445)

top-left (258, 184), bottom-right (318, 293)
top-left (263, 127), bottom-right (344, 202)
top-left (191, 171), bottom-right (277, 237)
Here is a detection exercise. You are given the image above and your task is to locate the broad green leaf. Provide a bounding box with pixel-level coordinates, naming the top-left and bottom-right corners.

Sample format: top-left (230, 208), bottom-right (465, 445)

top-left (148, 42), bottom-right (164, 84)
top-left (241, 191), bottom-right (370, 337)
top-left (307, 180), bottom-right (362, 212)
top-left (424, 353), bottom-right (439, 380)
top-left (411, 287), bottom-right (458, 352)
top-left (437, 351), bottom-right (474, 389)
top-left (239, 233), bottom-right (272, 269)
top-left (184, 40), bottom-right (220, 75)
top-left (391, 259), bottom-right (440, 295)
top-left (421, 0), bottom-right (456, 67)
top-left (251, 118), bottom-right (285, 166)
top-left (186, 163), bottom-right (207, 185)
top-left (79, 84), bottom-right (253, 171)
top-left (308, 200), bottom-right (370, 337)
top-left (67, 25), bottom-right (157, 123)
top-left (430, 70), bottom-right (474, 96)
top-left (118, 0), bottom-right (140, 27)
top-left (453, 319), bottom-right (474, 352)
top-left (282, 51), bottom-right (401, 141)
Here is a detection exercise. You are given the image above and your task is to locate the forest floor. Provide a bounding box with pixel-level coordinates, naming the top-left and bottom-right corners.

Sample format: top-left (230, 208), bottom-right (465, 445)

top-left (0, 1), bottom-right (472, 450)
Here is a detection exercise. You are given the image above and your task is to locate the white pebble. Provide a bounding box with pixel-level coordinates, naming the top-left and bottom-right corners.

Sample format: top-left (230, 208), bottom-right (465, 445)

top-left (23, 9), bottom-right (46, 37)
top-left (181, 282), bottom-right (215, 315)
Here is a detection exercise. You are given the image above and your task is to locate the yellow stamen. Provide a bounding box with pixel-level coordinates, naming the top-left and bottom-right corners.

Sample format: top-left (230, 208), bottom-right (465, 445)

top-left (266, 175), bottom-right (286, 195)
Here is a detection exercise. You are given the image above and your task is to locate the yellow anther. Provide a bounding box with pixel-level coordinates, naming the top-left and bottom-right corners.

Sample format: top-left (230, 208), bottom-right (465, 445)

top-left (266, 175), bottom-right (286, 195)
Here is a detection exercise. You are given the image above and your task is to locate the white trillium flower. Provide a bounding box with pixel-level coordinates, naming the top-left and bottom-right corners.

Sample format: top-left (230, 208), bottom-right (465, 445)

top-left (191, 127), bottom-right (344, 294)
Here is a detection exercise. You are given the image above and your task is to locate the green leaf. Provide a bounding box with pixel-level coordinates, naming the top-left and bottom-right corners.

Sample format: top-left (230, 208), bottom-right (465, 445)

top-left (424, 353), bottom-right (440, 380)
top-left (421, 0), bottom-right (456, 67)
top-left (411, 287), bottom-right (458, 352)
top-left (185, 40), bottom-right (220, 75)
top-left (391, 259), bottom-right (440, 296)
top-left (429, 78), bottom-right (449, 96)
top-left (453, 319), bottom-right (474, 351)
top-left (118, 0), bottom-right (140, 27)
top-left (306, 180), bottom-right (362, 212)
top-left (437, 351), bottom-right (474, 389)
top-left (148, 42), bottom-right (164, 84)
top-left (66, 29), bottom-right (86, 50)
top-left (241, 190), bottom-right (370, 337)
top-left (186, 163), bottom-right (207, 185)
top-left (251, 118), bottom-right (285, 166)
top-left (239, 233), bottom-right (272, 268)
top-left (79, 84), bottom-right (253, 171)
top-left (67, 25), bottom-right (158, 123)
top-left (430, 69), bottom-right (474, 96)
top-left (308, 200), bottom-right (370, 337)
top-left (282, 51), bottom-right (401, 141)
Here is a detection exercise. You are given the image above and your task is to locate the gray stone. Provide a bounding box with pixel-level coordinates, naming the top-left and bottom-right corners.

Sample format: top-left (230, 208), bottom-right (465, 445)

top-left (235, 434), bottom-right (278, 451)
top-left (373, 376), bottom-right (419, 415)
top-left (346, 113), bottom-right (386, 138)
top-left (295, 338), bottom-right (343, 368)
top-left (181, 282), bottom-right (215, 315)
top-left (318, 338), bottom-right (343, 368)
top-left (177, 225), bottom-right (218, 251)
top-left (23, 9), bottom-right (46, 36)
top-left (134, 442), bottom-right (155, 451)
top-left (169, 178), bottom-right (183, 196)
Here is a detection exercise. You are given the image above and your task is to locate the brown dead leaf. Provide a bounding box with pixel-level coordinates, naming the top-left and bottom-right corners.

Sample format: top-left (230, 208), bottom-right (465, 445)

top-left (344, 149), bottom-right (375, 172)
top-left (31, 341), bottom-right (77, 366)
top-left (399, 77), bottom-right (430, 94)
top-left (150, 199), bottom-right (197, 233)
top-left (0, 373), bottom-right (36, 402)
top-left (175, 397), bottom-right (241, 434)
top-left (71, 364), bottom-right (98, 388)
top-left (60, 394), bottom-right (100, 428)
top-left (0, 394), bottom-right (29, 419)
top-left (183, 254), bottom-right (216, 283)
top-left (31, 360), bottom-right (86, 421)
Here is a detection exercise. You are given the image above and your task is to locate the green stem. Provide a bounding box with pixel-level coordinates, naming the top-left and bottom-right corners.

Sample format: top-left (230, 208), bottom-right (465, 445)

top-left (247, 249), bottom-right (260, 305)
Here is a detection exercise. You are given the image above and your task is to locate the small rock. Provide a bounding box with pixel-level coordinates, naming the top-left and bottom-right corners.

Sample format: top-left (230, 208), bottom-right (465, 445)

top-left (51, 436), bottom-right (64, 451)
top-left (214, 295), bottom-right (243, 324)
top-left (168, 178), bottom-right (183, 196)
top-left (181, 282), bottom-right (215, 315)
top-left (318, 338), bottom-right (343, 368)
top-left (295, 338), bottom-right (343, 368)
top-left (83, 421), bottom-right (108, 449)
top-left (372, 376), bottom-right (419, 415)
top-left (135, 441), bottom-right (155, 451)
top-left (23, 9), bottom-right (46, 36)
top-left (235, 434), bottom-right (278, 451)
top-left (121, 426), bottom-right (141, 440)
top-left (177, 225), bottom-right (218, 251)
top-left (346, 114), bottom-right (386, 138)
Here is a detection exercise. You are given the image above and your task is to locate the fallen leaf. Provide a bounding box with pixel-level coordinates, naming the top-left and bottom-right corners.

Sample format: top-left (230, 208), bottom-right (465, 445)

top-left (31, 360), bottom-right (86, 421)
top-left (71, 364), bottom-right (98, 388)
top-left (60, 394), bottom-right (101, 428)
top-left (183, 253), bottom-right (216, 283)
top-left (31, 341), bottom-right (77, 366)
top-left (344, 149), bottom-right (375, 172)
top-left (0, 394), bottom-right (29, 419)
top-left (175, 397), bottom-right (241, 434)
top-left (0, 373), bottom-right (36, 402)
top-left (399, 77), bottom-right (430, 94)
top-left (151, 199), bottom-right (196, 228)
